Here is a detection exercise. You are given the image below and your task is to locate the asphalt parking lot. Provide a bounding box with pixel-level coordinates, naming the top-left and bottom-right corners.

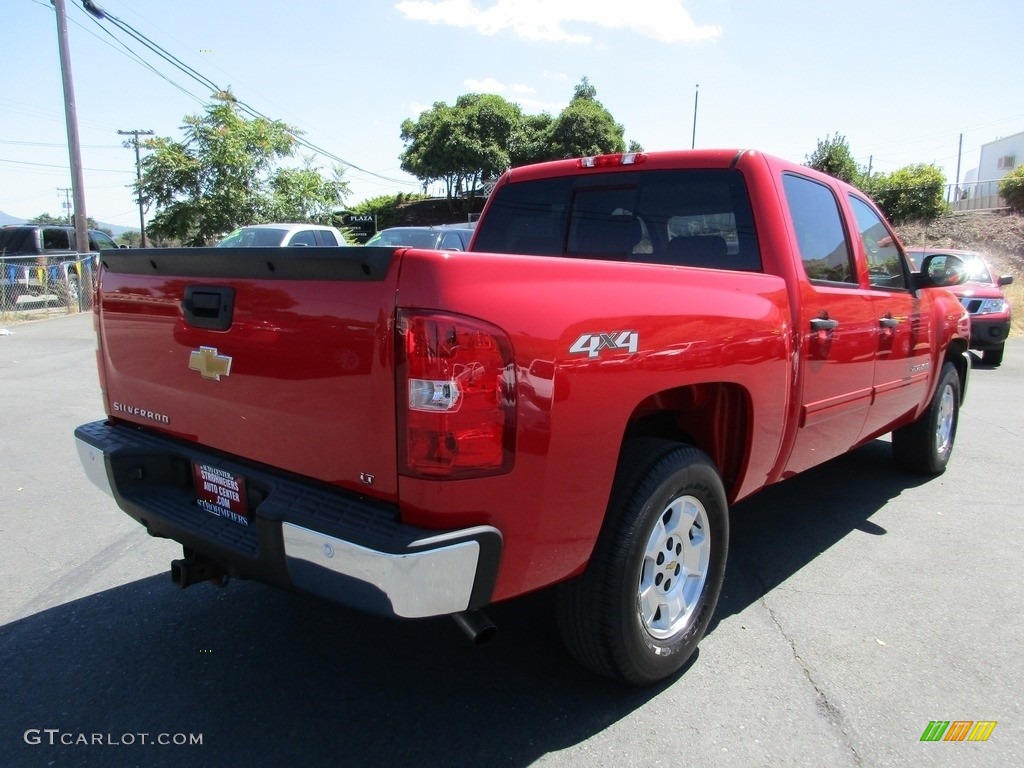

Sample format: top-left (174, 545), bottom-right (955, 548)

top-left (2, 313), bottom-right (1021, 767)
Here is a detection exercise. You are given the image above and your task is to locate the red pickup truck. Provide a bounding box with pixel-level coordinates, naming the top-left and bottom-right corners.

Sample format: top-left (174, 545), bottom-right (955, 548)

top-left (75, 149), bottom-right (971, 685)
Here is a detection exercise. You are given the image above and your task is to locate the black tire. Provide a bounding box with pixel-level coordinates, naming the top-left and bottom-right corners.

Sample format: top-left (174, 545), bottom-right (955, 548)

top-left (892, 361), bottom-right (960, 474)
top-left (981, 345), bottom-right (1004, 367)
top-left (556, 439), bottom-right (729, 685)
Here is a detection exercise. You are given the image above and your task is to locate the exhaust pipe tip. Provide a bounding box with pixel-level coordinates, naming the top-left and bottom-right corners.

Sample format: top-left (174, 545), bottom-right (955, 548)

top-left (452, 610), bottom-right (497, 645)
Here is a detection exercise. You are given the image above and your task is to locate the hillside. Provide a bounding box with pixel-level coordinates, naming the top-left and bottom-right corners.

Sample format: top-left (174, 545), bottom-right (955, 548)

top-left (895, 210), bottom-right (1024, 276)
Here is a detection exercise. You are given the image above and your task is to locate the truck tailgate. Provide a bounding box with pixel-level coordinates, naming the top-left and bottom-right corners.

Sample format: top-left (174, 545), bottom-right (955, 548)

top-left (96, 247), bottom-right (401, 500)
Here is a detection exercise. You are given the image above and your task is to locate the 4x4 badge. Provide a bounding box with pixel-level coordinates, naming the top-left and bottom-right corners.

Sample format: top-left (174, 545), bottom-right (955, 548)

top-left (569, 331), bottom-right (639, 359)
top-left (189, 346), bottom-right (232, 380)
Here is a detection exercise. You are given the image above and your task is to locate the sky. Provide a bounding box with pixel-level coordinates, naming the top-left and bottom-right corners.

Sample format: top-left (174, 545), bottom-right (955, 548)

top-left (2, 0), bottom-right (1023, 230)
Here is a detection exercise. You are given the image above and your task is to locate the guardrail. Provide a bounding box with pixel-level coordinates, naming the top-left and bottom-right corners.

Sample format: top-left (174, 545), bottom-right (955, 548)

top-left (0, 252), bottom-right (98, 315)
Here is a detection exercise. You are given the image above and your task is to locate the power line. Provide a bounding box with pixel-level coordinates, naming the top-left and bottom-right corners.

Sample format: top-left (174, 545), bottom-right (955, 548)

top-left (0, 139), bottom-right (121, 149)
top-left (0, 157), bottom-right (131, 173)
top-left (69, 2), bottom-right (418, 188)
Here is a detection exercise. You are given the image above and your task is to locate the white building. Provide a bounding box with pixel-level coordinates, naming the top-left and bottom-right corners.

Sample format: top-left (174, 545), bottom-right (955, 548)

top-left (955, 130), bottom-right (1023, 210)
top-left (976, 130), bottom-right (1024, 182)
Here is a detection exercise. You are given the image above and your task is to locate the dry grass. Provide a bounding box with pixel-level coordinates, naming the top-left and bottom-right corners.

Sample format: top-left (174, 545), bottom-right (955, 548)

top-left (1004, 279), bottom-right (1024, 338)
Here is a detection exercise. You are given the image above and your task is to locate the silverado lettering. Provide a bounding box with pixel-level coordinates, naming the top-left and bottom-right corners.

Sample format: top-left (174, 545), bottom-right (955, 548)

top-left (111, 402), bottom-right (170, 424)
top-left (75, 149), bottom-right (972, 685)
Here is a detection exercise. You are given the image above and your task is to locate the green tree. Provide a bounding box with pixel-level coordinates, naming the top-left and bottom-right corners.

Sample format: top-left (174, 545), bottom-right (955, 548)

top-left (348, 192), bottom-right (430, 231)
top-left (806, 134), bottom-right (861, 184)
top-left (864, 164), bottom-right (947, 223)
top-left (28, 212), bottom-right (110, 235)
top-left (998, 165), bottom-right (1024, 211)
top-left (399, 78), bottom-right (638, 195)
top-left (401, 94), bottom-right (523, 201)
top-left (116, 230), bottom-right (141, 247)
top-left (546, 78), bottom-right (627, 159)
top-left (266, 161), bottom-right (349, 223)
top-left (510, 112), bottom-right (556, 167)
top-left (138, 94), bottom-right (345, 245)
top-left (400, 102), bottom-right (461, 198)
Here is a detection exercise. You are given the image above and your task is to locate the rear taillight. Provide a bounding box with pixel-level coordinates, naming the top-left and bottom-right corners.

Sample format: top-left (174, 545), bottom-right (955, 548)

top-left (397, 310), bottom-right (515, 479)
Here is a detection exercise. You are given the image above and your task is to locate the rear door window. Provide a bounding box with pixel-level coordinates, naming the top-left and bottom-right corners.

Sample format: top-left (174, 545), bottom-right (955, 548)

top-left (315, 230), bottom-right (339, 246)
top-left (289, 230), bottom-right (317, 247)
top-left (42, 228), bottom-right (72, 250)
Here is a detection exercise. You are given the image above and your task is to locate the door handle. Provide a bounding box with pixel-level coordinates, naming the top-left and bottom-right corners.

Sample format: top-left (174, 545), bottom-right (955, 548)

top-left (810, 317), bottom-right (839, 331)
top-left (879, 316), bottom-right (901, 328)
top-left (182, 285), bottom-right (235, 331)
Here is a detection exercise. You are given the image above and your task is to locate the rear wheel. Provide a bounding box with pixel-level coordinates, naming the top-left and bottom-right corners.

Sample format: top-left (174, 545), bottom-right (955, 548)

top-left (981, 345), bottom-right (1004, 367)
top-left (892, 361), bottom-right (960, 474)
top-left (556, 439), bottom-right (729, 685)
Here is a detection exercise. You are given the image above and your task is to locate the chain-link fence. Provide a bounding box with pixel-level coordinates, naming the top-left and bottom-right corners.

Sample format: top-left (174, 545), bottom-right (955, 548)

top-left (0, 253), bottom-right (98, 319)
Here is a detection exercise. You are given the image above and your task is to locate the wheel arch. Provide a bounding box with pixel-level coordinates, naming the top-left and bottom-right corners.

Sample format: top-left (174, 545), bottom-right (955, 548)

top-left (944, 337), bottom-right (970, 404)
top-left (620, 381), bottom-right (751, 501)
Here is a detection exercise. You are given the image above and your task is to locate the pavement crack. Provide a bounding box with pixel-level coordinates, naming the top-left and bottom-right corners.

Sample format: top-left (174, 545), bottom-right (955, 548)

top-left (760, 595), bottom-right (864, 767)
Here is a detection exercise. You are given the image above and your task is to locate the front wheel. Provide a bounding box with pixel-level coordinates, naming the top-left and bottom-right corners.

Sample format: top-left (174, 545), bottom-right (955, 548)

top-left (981, 345), bottom-right (1004, 367)
top-left (556, 439), bottom-right (729, 685)
top-left (892, 361), bottom-right (961, 474)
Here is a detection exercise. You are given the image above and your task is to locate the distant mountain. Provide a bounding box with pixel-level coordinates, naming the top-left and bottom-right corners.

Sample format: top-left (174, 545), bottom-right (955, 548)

top-left (0, 209), bottom-right (135, 237)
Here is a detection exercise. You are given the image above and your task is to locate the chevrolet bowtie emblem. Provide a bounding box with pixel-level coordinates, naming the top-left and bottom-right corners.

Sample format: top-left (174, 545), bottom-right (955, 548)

top-left (188, 346), bottom-right (232, 380)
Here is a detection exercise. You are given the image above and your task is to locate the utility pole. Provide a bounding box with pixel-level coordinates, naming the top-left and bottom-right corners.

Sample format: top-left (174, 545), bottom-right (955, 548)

top-left (58, 187), bottom-right (73, 223)
top-left (691, 84), bottom-right (700, 149)
top-left (53, 0), bottom-right (90, 254)
top-left (954, 132), bottom-right (964, 203)
top-left (118, 129), bottom-right (154, 246)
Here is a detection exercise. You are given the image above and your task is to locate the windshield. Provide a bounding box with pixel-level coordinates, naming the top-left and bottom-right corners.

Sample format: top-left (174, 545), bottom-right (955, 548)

top-left (217, 228), bottom-right (288, 247)
top-left (962, 255), bottom-right (993, 284)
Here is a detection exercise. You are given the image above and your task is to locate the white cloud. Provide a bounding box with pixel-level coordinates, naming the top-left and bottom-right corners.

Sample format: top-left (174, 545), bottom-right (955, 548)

top-left (464, 77), bottom-right (508, 93)
top-left (394, 0), bottom-right (721, 44)
top-left (462, 79), bottom-right (539, 96)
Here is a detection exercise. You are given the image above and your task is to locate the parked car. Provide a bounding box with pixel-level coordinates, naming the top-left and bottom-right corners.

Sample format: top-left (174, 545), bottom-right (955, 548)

top-left (907, 248), bottom-right (1013, 366)
top-left (216, 223), bottom-right (346, 247)
top-left (0, 224), bottom-right (120, 309)
top-left (363, 224), bottom-right (475, 251)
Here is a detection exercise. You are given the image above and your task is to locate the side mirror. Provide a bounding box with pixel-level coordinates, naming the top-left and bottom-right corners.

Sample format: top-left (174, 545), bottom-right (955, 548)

top-left (916, 253), bottom-right (969, 289)
top-left (998, 274), bottom-right (1014, 287)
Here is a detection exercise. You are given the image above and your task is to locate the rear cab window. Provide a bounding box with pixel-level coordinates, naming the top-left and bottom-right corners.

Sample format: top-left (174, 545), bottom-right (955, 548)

top-left (781, 173), bottom-right (856, 285)
top-left (473, 169), bottom-right (762, 272)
